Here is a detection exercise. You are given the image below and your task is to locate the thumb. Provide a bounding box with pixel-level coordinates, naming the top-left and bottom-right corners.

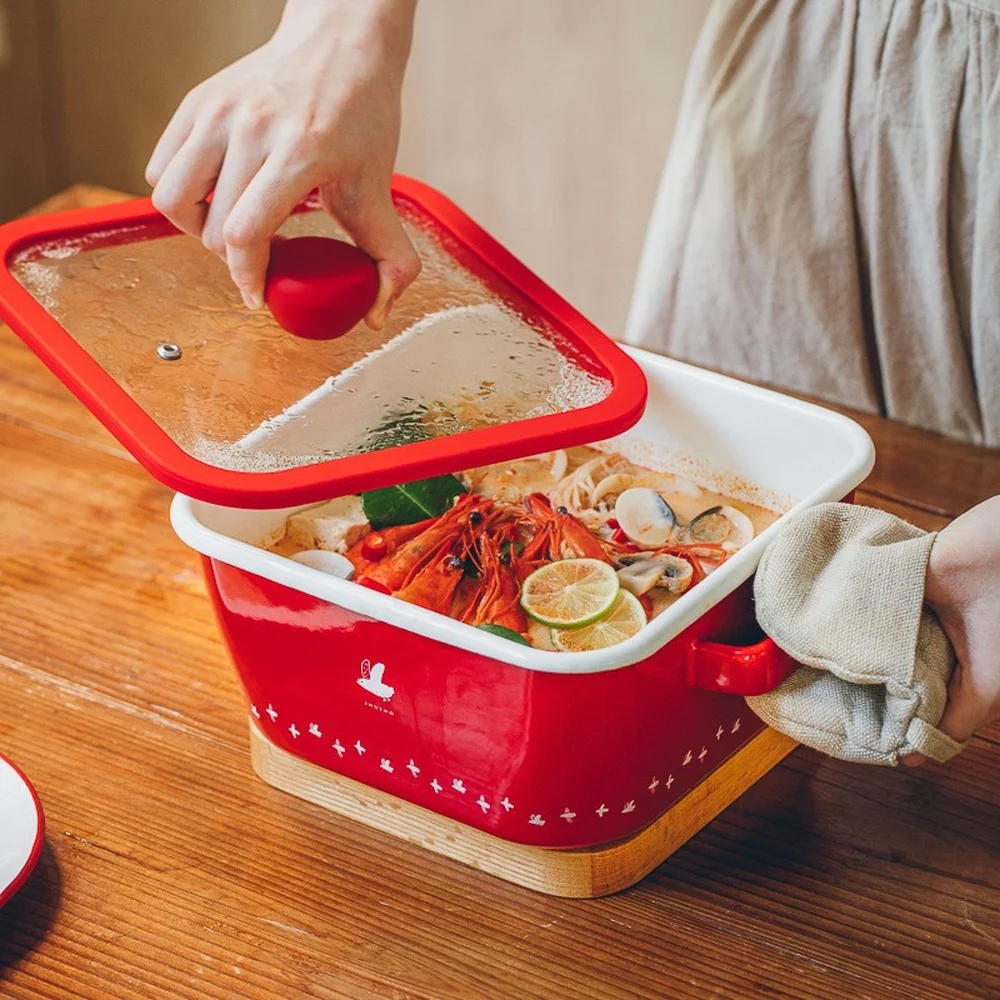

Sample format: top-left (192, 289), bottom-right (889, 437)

top-left (320, 184), bottom-right (421, 329)
top-left (936, 659), bottom-right (984, 744)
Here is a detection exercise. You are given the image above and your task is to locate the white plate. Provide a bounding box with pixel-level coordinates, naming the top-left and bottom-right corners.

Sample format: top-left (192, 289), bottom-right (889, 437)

top-left (0, 753), bottom-right (44, 908)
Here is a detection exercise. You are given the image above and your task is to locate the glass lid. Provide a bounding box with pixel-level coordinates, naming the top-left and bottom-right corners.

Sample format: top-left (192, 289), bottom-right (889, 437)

top-left (0, 177), bottom-right (646, 508)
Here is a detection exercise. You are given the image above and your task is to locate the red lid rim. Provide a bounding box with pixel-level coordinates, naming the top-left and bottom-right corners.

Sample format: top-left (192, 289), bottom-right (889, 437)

top-left (0, 177), bottom-right (647, 509)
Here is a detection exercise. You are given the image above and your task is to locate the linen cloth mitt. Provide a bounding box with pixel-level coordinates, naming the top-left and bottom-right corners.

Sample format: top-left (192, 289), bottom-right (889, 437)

top-left (746, 503), bottom-right (965, 765)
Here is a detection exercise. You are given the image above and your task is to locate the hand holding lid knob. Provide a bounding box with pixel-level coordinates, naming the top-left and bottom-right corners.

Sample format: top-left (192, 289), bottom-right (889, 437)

top-left (264, 236), bottom-right (380, 340)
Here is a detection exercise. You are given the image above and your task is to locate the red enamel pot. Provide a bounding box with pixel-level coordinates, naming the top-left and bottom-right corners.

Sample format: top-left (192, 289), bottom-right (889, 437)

top-left (170, 349), bottom-right (874, 849)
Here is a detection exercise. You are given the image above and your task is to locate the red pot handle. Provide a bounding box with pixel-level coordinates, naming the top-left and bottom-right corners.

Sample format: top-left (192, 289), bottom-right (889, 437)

top-left (686, 635), bottom-right (797, 696)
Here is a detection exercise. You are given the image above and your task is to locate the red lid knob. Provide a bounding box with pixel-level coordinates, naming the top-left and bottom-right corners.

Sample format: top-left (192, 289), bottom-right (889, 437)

top-left (264, 236), bottom-right (380, 340)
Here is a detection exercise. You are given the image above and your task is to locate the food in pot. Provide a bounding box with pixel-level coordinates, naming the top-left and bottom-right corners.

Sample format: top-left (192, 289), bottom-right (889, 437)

top-left (287, 495), bottom-right (368, 554)
top-left (262, 447), bottom-right (780, 650)
top-left (613, 488), bottom-right (677, 548)
top-left (550, 591), bottom-right (648, 652)
top-left (683, 504), bottom-right (754, 553)
top-left (289, 549), bottom-right (355, 576)
top-left (519, 559), bottom-right (621, 629)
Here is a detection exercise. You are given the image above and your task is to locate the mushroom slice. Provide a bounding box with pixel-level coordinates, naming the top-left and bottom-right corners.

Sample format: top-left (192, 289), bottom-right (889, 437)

top-left (614, 488), bottom-right (677, 548)
top-left (616, 554), bottom-right (694, 596)
top-left (616, 558), bottom-right (666, 596)
top-left (658, 554), bottom-right (694, 594)
top-left (685, 505), bottom-right (754, 552)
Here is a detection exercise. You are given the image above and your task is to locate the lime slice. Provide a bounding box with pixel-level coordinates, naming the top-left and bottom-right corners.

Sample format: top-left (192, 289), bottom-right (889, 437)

top-left (520, 558), bottom-right (620, 629)
top-left (476, 623), bottom-right (532, 646)
top-left (551, 591), bottom-right (647, 651)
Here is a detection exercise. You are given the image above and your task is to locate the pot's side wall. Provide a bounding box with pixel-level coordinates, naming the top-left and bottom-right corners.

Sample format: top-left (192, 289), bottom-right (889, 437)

top-left (202, 555), bottom-right (766, 850)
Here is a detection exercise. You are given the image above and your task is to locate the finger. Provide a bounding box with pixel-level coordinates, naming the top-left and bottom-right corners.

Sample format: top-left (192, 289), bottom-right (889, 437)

top-left (146, 93), bottom-right (198, 188)
top-left (150, 123), bottom-right (227, 238)
top-left (223, 154), bottom-right (311, 310)
top-left (201, 129), bottom-right (266, 259)
top-left (320, 184), bottom-right (421, 330)
top-left (900, 753), bottom-right (926, 768)
top-left (936, 664), bottom-right (984, 743)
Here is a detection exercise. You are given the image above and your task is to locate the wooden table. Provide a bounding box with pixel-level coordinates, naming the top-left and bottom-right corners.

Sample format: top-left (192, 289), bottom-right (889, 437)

top-left (1, 187), bottom-right (998, 1000)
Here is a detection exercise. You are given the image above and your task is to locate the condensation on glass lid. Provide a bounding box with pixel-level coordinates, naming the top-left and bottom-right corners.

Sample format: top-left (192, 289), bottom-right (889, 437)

top-left (199, 303), bottom-right (610, 471)
top-left (10, 201), bottom-right (611, 472)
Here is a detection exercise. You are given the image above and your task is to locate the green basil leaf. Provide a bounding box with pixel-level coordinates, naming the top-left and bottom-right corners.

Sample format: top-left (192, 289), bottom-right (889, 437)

top-left (476, 624), bottom-right (532, 645)
top-left (361, 474), bottom-right (467, 529)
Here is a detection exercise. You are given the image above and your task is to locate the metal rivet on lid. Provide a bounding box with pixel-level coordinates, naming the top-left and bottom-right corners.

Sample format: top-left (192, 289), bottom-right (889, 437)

top-left (156, 343), bottom-right (182, 361)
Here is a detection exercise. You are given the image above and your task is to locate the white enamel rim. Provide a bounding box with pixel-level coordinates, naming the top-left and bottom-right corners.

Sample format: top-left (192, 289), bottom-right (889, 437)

top-left (0, 753), bottom-right (44, 909)
top-left (171, 348), bottom-right (875, 676)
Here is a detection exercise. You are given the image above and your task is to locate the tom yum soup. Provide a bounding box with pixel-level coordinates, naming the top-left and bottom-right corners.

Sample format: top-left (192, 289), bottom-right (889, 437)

top-left (261, 447), bottom-right (782, 652)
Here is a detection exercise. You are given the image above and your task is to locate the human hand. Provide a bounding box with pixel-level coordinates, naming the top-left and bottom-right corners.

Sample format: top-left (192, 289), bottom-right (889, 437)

top-left (923, 495), bottom-right (1000, 746)
top-left (145, 0), bottom-right (420, 328)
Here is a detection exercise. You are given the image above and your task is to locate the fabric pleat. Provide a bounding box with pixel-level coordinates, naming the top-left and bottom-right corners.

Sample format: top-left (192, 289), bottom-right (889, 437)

top-left (626, 0), bottom-right (1000, 446)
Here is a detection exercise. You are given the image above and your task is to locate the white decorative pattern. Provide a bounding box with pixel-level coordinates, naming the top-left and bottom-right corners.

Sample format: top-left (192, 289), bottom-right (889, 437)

top-left (254, 696), bottom-right (753, 834)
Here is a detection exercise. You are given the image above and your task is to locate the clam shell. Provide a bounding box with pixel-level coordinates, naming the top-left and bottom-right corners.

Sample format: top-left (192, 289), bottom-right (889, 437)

top-left (684, 505), bottom-right (754, 552)
top-left (614, 488), bottom-right (677, 548)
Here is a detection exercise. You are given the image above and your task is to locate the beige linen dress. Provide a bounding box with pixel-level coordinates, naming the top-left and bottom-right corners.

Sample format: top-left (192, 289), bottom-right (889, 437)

top-left (626, 0), bottom-right (1000, 447)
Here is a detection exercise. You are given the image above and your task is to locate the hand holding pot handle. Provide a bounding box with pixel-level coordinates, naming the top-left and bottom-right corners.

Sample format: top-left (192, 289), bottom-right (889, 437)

top-left (744, 503), bottom-right (968, 767)
top-left (922, 495), bottom-right (1000, 747)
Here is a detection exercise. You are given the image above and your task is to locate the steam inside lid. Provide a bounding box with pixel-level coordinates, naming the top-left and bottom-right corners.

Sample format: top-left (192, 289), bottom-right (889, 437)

top-left (10, 199), bottom-right (612, 475)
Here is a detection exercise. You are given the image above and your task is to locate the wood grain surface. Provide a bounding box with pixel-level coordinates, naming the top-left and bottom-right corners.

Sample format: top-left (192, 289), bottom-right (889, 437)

top-left (1, 188), bottom-right (998, 1000)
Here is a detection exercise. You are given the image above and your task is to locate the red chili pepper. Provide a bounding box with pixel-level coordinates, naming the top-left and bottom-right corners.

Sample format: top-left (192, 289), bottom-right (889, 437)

top-left (608, 518), bottom-right (620, 530)
top-left (362, 533), bottom-right (388, 561)
top-left (357, 576), bottom-right (391, 595)
top-left (612, 528), bottom-right (629, 545)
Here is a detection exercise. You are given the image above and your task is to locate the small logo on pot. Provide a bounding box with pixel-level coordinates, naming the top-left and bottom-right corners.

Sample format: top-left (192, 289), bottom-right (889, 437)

top-left (357, 659), bottom-right (394, 702)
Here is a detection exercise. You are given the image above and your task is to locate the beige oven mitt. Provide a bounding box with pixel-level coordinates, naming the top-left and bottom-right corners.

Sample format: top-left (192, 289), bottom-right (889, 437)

top-left (746, 503), bottom-right (965, 766)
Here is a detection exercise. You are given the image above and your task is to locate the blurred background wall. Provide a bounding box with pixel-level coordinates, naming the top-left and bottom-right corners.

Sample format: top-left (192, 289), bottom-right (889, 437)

top-left (0, 0), bottom-right (707, 333)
